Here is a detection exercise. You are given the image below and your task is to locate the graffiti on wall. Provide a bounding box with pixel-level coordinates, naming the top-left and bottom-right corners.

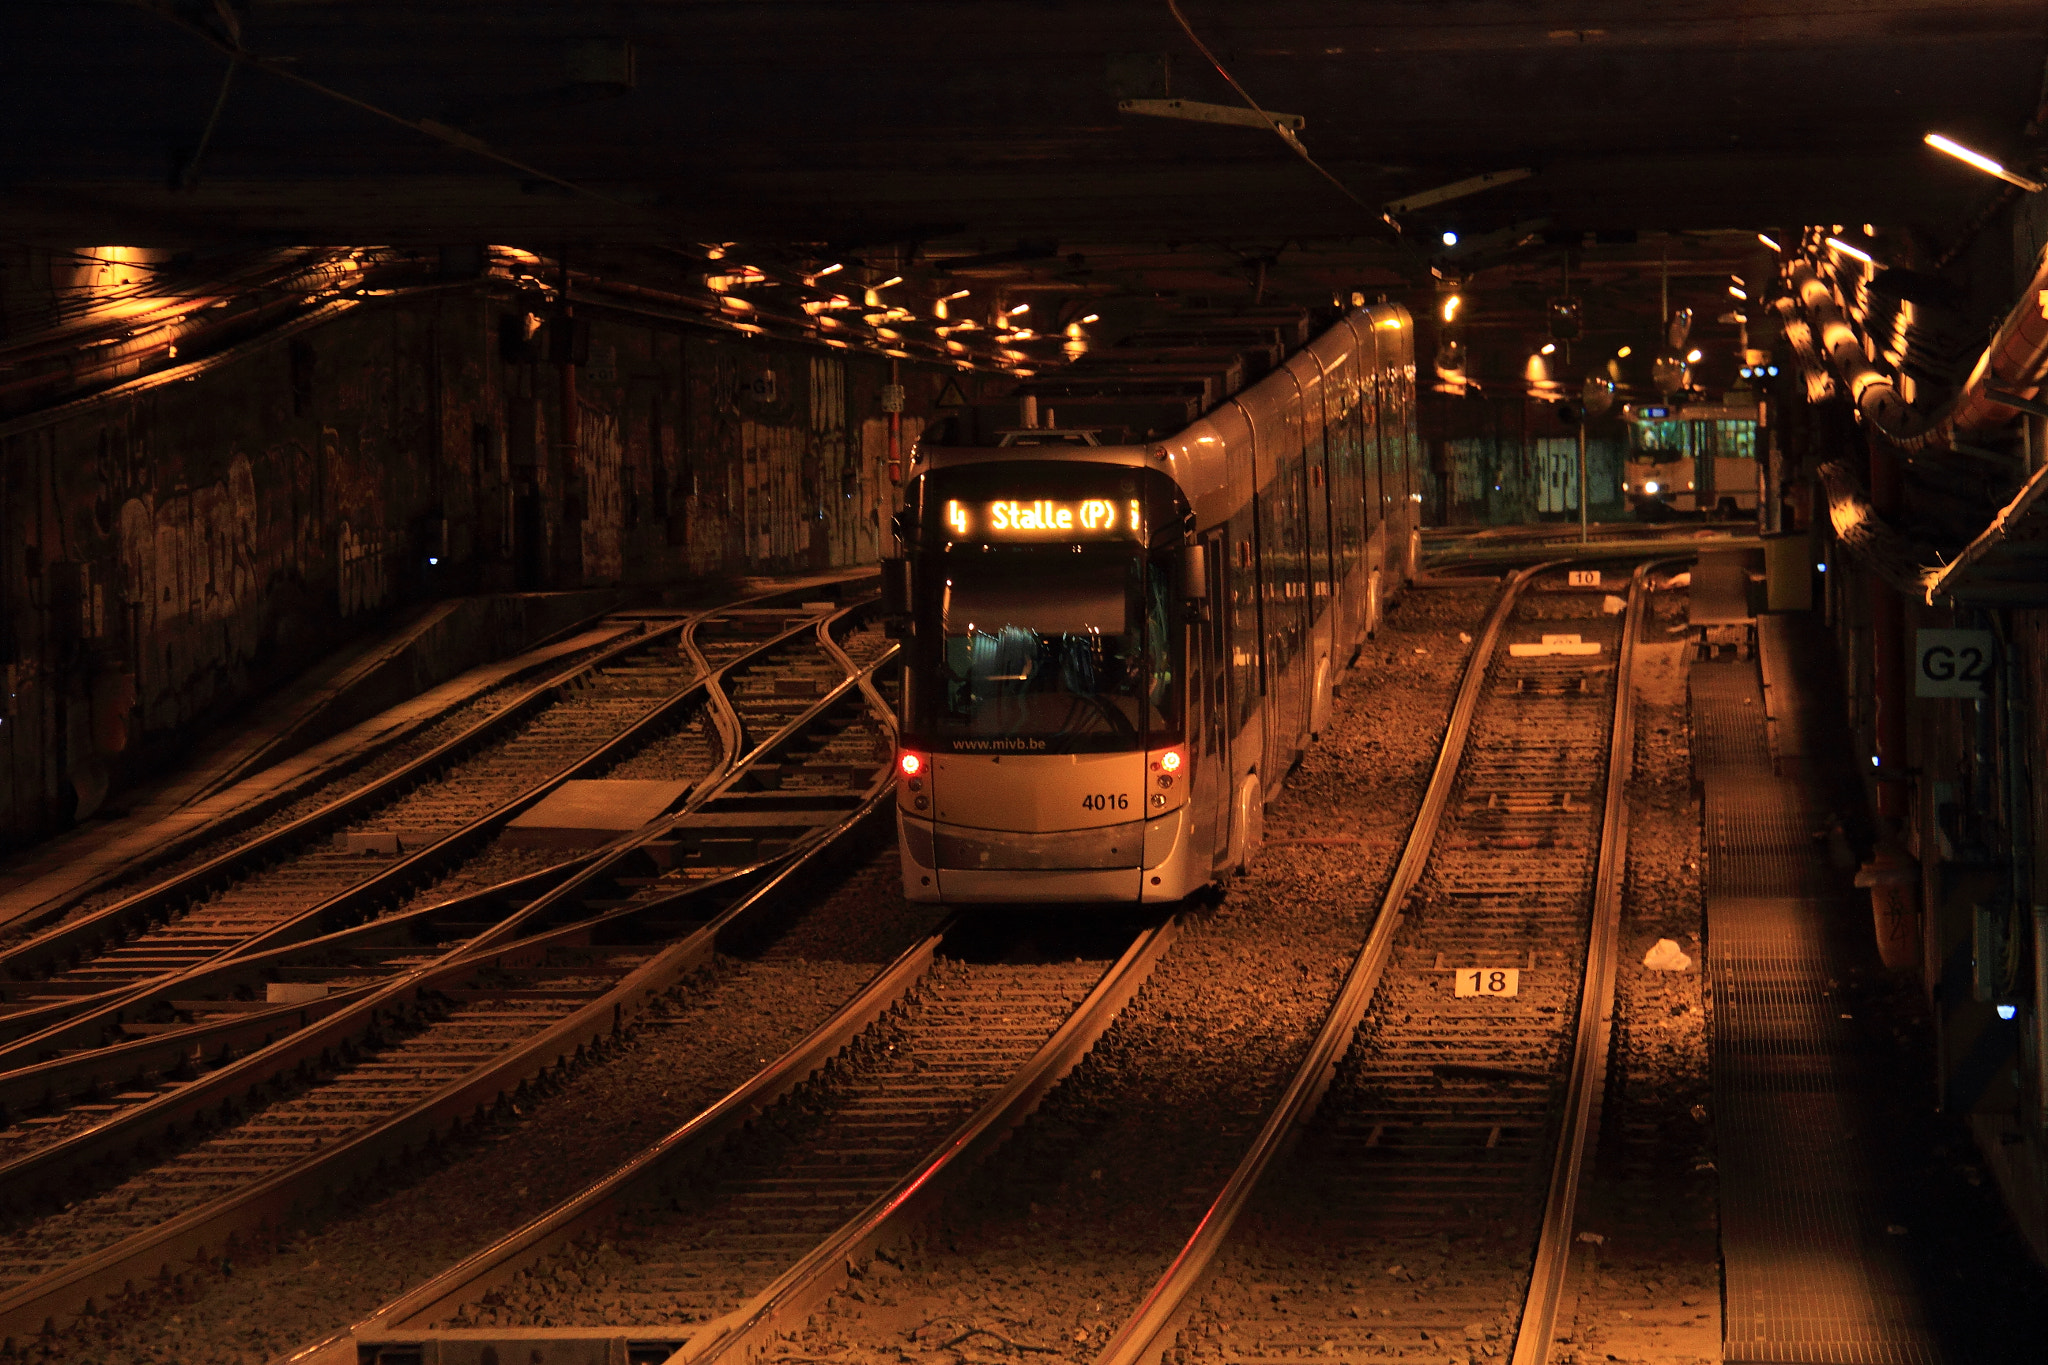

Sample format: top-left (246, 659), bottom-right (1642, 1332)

top-left (581, 403), bottom-right (623, 582)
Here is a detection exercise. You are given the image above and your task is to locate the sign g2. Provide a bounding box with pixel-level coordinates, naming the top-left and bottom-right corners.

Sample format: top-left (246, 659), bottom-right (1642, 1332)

top-left (1915, 629), bottom-right (1993, 699)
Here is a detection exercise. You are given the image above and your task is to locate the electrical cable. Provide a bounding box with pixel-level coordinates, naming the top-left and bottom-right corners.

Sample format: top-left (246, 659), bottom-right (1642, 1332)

top-left (1163, 0), bottom-right (1393, 235)
top-left (133, 1), bottom-right (648, 216)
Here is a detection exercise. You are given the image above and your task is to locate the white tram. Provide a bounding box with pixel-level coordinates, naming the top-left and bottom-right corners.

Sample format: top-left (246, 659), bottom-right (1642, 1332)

top-left (887, 305), bottom-right (1422, 903)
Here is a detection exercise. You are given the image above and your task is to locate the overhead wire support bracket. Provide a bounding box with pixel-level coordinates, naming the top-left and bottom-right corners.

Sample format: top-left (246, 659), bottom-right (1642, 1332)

top-left (1382, 167), bottom-right (1536, 219)
top-left (1118, 98), bottom-right (1305, 135)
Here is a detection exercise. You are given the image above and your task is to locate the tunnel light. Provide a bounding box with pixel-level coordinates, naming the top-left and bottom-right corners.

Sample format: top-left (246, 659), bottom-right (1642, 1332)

top-left (1757, 232), bottom-right (1782, 252)
top-left (1729, 286), bottom-right (1748, 300)
top-left (1924, 133), bottom-right (2046, 191)
top-left (1081, 313), bottom-right (1100, 323)
top-left (1441, 230), bottom-right (1459, 247)
top-left (1442, 294), bottom-right (1462, 322)
top-left (1998, 1003), bottom-right (2019, 1021)
top-left (1617, 345), bottom-right (1632, 358)
top-left (814, 262), bottom-right (843, 277)
top-left (1008, 303), bottom-right (1031, 315)
top-left (1825, 237), bottom-right (1874, 265)
top-left (1861, 223), bottom-right (1876, 236)
top-left (1686, 348), bottom-right (1703, 363)
top-left (1541, 341), bottom-right (1557, 355)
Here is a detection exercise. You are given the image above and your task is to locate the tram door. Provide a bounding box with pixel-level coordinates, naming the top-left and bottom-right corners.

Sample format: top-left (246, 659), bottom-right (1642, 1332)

top-left (1248, 402), bottom-right (1311, 781)
top-left (1294, 362), bottom-right (1336, 735)
top-left (1192, 529), bottom-right (1230, 862)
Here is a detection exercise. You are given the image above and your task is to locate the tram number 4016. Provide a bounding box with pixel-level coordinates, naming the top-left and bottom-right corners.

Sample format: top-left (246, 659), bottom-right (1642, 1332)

top-left (1454, 968), bottom-right (1520, 997)
top-left (1081, 793), bottom-right (1131, 812)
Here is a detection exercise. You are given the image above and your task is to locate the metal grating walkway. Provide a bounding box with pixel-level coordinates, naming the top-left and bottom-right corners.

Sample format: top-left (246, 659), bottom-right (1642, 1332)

top-left (1695, 654), bottom-right (1945, 1365)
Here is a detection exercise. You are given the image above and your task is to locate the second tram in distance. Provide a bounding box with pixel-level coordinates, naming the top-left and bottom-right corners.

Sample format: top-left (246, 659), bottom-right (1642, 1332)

top-left (888, 304), bottom-right (1423, 904)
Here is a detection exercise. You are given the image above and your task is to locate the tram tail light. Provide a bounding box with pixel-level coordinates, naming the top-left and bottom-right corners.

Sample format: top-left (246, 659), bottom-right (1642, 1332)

top-left (1146, 746), bottom-right (1188, 808)
top-left (896, 749), bottom-right (929, 810)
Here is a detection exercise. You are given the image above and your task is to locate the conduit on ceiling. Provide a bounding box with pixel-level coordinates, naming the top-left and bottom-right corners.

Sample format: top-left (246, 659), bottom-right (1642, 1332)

top-left (1775, 236), bottom-right (2048, 455)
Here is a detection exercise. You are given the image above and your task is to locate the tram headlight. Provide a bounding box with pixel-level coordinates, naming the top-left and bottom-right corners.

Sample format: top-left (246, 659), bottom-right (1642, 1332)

top-left (1644, 481), bottom-right (1660, 494)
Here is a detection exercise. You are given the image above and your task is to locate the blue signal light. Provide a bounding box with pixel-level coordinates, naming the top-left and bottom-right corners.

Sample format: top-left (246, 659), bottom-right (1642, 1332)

top-left (1441, 230), bottom-right (1459, 247)
top-left (1998, 1004), bottom-right (2018, 1021)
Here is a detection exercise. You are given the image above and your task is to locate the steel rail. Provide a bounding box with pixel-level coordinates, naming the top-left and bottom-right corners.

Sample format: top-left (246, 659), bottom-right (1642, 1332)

top-left (0, 607), bottom-right (894, 1190)
top-left (0, 582), bottom-right (879, 1127)
top-left (0, 633), bottom-right (902, 1342)
top-left (0, 614), bottom-right (637, 943)
top-left (1092, 561), bottom-right (1556, 1365)
top-left (0, 590), bottom-right (865, 1068)
top-left (0, 858), bottom-right (595, 1129)
top-left (1505, 558), bottom-right (1659, 1365)
top-left (0, 570), bottom-right (870, 996)
top-left (677, 916), bottom-right (1177, 1365)
top-left (282, 932), bottom-right (951, 1365)
top-left (316, 916), bottom-right (1178, 1365)
top-left (0, 616), bottom-right (654, 997)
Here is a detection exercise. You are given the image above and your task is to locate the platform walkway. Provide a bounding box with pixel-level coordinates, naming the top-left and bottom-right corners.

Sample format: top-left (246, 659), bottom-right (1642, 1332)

top-left (1696, 617), bottom-right (1944, 1364)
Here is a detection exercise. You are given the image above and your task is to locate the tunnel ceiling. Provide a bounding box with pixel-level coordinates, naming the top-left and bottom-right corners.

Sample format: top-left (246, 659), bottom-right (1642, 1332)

top-left (6, 2), bottom-right (2046, 342)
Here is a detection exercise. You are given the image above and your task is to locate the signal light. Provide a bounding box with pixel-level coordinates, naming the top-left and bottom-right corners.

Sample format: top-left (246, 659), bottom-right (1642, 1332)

top-left (898, 752), bottom-right (923, 777)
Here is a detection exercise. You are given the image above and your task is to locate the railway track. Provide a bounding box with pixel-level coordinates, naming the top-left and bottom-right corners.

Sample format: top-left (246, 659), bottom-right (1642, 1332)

top-left (0, 601), bottom-right (903, 1344)
top-left (98, 554), bottom-right (1657, 1365)
top-left (297, 912), bottom-right (1173, 1365)
top-left (0, 583), bottom-right (879, 1085)
top-left (1101, 560), bottom-right (1654, 1365)
top-left (0, 576), bottom-right (869, 1050)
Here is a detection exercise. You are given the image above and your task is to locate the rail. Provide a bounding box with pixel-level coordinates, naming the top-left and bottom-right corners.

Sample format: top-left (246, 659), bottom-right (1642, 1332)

top-left (1094, 556), bottom-right (1655, 1365)
top-left (0, 608), bottom-right (900, 1343)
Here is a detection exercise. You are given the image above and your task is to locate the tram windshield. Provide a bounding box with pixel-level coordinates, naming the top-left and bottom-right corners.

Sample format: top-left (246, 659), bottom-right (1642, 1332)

top-left (917, 546), bottom-right (1179, 753)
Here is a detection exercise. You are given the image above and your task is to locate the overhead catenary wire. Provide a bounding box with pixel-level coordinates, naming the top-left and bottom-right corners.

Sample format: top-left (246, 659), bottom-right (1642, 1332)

top-left (1162, 0), bottom-right (1392, 233)
top-left (133, 0), bottom-right (648, 217)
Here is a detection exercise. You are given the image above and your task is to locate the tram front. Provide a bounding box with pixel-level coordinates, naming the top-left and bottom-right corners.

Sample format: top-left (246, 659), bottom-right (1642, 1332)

top-left (889, 452), bottom-right (1204, 904)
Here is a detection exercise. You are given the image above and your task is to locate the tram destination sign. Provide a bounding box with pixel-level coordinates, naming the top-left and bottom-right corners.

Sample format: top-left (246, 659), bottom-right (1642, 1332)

top-left (945, 497), bottom-right (1143, 540)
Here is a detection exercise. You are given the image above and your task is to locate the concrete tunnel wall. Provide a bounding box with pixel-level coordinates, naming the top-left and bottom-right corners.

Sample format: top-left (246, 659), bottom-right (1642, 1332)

top-left (0, 288), bottom-right (969, 847)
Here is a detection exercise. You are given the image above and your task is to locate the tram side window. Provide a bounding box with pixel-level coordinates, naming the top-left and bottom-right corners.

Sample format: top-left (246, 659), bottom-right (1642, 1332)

top-left (1228, 516), bottom-right (1260, 734)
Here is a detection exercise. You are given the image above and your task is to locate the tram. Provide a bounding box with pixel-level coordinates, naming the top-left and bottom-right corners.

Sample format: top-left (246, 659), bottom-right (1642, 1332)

top-left (885, 305), bottom-right (1422, 904)
top-left (1619, 400), bottom-right (1762, 516)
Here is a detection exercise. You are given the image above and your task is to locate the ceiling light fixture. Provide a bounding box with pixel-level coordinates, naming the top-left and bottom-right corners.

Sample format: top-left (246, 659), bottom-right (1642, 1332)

top-left (1923, 132), bottom-right (2045, 191)
top-left (1757, 232), bottom-right (1783, 252)
top-left (1825, 236), bottom-right (1875, 264)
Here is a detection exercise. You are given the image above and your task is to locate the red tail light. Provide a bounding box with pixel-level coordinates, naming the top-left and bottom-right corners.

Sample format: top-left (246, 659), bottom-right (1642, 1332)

top-left (898, 751), bottom-right (923, 778)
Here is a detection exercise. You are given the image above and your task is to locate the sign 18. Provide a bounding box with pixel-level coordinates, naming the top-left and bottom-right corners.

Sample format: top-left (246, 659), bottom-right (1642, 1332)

top-left (1455, 968), bottom-right (1520, 997)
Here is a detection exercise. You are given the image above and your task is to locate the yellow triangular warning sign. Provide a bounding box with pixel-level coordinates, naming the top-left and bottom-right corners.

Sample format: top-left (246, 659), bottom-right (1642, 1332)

top-left (936, 378), bottom-right (969, 408)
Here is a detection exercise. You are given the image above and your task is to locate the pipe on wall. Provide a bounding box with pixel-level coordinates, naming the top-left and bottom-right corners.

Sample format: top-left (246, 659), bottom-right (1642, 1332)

top-left (1777, 246), bottom-right (2048, 455)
